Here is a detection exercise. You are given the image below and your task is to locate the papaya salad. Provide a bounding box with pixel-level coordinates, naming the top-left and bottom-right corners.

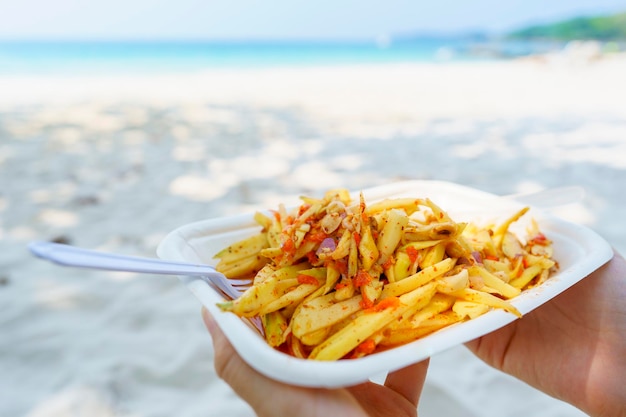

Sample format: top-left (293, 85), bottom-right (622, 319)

top-left (213, 188), bottom-right (557, 361)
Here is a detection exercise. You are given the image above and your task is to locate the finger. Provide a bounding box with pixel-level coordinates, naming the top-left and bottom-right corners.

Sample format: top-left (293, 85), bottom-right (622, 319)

top-left (201, 308), bottom-right (365, 417)
top-left (201, 306), bottom-right (219, 334)
top-left (201, 308), bottom-right (274, 408)
top-left (384, 359), bottom-right (430, 407)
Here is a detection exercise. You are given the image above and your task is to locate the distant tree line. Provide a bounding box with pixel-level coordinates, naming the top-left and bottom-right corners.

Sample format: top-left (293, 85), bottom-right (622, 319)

top-left (508, 12), bottom-right (626, 41)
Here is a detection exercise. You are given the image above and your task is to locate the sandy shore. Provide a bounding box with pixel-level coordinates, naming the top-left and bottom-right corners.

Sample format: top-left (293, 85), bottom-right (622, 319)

top-left (1, 56), bottom-right (625, 416)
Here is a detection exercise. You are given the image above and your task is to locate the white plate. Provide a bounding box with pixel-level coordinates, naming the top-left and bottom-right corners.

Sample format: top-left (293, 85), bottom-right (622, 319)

top-left (157, 180), bottom-right (613, 388)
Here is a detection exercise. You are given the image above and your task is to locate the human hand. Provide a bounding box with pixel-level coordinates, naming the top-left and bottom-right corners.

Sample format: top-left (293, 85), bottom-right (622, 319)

top-left (202, 308), bottom-right (429, 417)
top-left (466, 250), bottom-right (626, 417)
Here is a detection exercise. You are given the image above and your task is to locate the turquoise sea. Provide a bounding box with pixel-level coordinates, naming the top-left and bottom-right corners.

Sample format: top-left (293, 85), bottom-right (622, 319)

top-left (0, 38), bottom-right (561, 75)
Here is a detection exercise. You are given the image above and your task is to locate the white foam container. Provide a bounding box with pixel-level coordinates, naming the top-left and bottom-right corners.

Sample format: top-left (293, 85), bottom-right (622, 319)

top-left (157, 180), bottom-right (613, 388)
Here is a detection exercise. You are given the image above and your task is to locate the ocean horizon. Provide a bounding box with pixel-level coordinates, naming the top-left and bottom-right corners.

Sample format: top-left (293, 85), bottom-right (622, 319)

top-left (0, 38), bottom-right (562, 75)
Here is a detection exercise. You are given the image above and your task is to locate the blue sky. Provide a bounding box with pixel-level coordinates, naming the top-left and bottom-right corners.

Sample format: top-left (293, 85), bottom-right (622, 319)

top-left (0, 0), bottom-right (624, 41)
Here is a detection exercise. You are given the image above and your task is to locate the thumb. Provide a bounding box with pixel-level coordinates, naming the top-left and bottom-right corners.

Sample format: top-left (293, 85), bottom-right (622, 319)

top-left (201, 306), bottom-right (219, 336)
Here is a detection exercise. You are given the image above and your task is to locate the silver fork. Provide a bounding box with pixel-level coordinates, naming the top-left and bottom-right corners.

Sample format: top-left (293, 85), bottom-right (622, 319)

top-left (28, 241), bottom-right (249, 300)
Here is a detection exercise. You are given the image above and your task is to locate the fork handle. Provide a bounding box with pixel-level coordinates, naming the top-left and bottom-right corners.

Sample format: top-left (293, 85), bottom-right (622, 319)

top-left (28, 241), bottom-right (220, 276)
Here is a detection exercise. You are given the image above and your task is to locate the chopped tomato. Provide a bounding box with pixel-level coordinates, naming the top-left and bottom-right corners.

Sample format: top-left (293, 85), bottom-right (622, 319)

top-left (353, 231), bottom-right (361, 245)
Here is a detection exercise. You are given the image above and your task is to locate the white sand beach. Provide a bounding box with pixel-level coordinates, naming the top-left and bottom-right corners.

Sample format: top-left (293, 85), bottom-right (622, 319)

top-left (1, 55), bottom-right (626, 416)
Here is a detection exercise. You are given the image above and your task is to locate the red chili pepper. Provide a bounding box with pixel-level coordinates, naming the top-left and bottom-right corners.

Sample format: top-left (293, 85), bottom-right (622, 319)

top-left (382, 256), bottom-right (394, 271)
top-left (298, 204), bottom-right (311, 217)
top-left (335, 259), bottom-right (349, 275)
top-left (406, 246), bottom-right (419, 263)
top-left (335, 282), bottom-right (349, 290)
top-left (360, 200), bottom-right (367, 220)
top-left (530, 233), bottom-right (549, 245)
top-left (307, 231), bottom-right (328, 243)
top-left (305, 251), bottom-right (318, 265)
top-left (354, 270), bottom-right (372, 288)
top-left (297, 274), bottom-right (319, 285)
top-left (369, 296), bottom-right (400, 312)
top-left (359, 294), bottom-right (374, 309)
top-left (282, 236), bottom-right (295, 255)
top-left (352, 339), bottom-right (376, 357)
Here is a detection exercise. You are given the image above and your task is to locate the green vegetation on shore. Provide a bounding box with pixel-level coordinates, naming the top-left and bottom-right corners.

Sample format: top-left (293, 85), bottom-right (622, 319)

top-left (508, 12), bottom-right (626, 41)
